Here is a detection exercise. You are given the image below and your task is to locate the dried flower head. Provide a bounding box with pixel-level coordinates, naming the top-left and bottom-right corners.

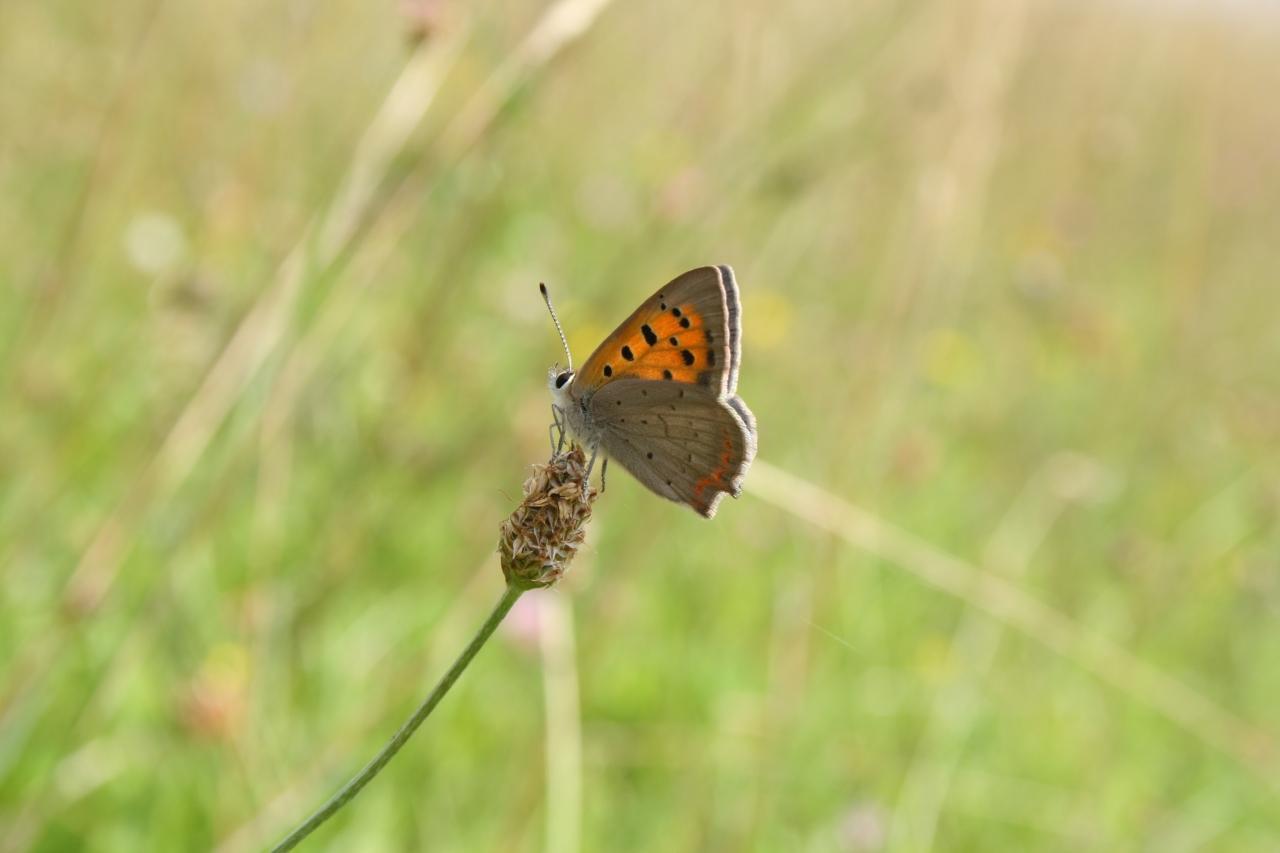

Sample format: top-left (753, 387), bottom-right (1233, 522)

top-left (499, 446), bottom-right (598, 589)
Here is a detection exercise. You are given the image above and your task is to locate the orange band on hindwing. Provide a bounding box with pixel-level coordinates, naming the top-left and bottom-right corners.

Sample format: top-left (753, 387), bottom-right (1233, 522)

top-left (692, 428), bottom-right (737, 501)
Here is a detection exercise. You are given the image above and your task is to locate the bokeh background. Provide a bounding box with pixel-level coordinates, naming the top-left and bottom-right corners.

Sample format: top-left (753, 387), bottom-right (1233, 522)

top-left (3, 0), bottom-right (1280, 849)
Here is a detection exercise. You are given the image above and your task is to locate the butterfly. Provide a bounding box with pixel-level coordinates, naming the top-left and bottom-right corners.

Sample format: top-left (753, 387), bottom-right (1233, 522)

top-left (543, 265), bottom-right (757, 518)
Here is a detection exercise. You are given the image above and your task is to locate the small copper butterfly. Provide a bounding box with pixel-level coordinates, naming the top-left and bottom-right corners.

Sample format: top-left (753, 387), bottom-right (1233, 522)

top-left (541, 265), bottom-right (757, 518)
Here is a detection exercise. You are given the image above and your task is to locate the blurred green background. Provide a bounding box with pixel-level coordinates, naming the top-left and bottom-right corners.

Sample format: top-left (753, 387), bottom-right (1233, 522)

top-left (3, 0), bottom-right (1280, 849)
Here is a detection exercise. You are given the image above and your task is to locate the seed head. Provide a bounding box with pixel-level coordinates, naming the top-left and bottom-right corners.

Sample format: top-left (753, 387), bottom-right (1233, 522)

top-left (499, 446), bottom-right (598, 589)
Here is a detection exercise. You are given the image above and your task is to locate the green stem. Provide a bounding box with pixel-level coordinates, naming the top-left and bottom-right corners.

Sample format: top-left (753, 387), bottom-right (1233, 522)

top-left (271, 584), bottom-right (525, 852)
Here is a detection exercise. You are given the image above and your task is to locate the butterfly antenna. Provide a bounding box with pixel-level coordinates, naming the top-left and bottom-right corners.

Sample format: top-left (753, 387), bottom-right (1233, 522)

top-left (539, 282), bottom-right (573, 371)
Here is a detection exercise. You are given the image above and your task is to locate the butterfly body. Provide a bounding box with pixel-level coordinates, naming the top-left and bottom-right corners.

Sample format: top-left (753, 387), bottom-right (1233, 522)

top-left (548, 265), bottom-right (756, 518)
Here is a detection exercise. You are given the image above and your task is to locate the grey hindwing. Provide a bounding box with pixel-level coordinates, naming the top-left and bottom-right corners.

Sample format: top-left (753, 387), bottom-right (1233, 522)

top-left (589, 379), bottom-right (757, 518)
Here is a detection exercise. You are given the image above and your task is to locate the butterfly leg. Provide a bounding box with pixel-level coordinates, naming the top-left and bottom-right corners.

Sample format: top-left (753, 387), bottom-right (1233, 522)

top-left (600, 457), bottom-right (608, 494)
top-left (548, 405), bottom-right (567, 453)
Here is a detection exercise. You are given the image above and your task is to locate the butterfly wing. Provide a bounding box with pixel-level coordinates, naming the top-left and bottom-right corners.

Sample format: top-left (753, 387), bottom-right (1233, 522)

top-left (572, 265), bottom-right (742, 395)
top-left (589, 379), bottom-right (757, 518)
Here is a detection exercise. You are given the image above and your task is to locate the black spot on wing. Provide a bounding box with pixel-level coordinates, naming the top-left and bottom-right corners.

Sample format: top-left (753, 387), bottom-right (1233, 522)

top-left (641, 324), bottom-right (658, 345)
top-left (621, 345), bottom-right (634, 361)
top-left (681, 349), bottom-right (695, 366)
top-left (603, 364), bottom-right (613, 377)
top-left (663, 369), bottom-right (673, 380)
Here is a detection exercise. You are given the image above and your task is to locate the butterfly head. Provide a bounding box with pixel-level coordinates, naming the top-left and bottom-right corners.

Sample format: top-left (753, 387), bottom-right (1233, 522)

top-left (548, 364), bottom-right (575, 399)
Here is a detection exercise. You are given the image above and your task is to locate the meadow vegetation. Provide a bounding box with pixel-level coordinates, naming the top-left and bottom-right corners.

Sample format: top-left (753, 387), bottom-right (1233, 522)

top-left (2, 0), bottom-right (1279, 849)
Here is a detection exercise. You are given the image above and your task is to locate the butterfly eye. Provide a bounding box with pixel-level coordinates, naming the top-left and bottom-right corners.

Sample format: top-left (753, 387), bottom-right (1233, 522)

top-left (555, 371), bottom-right (572, 389)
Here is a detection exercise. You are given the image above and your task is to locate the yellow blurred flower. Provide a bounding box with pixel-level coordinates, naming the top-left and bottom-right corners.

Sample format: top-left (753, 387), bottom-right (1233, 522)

top-left (742, 289), bottom-right (793, 351)
top-left (921, 328), bottom-right (979, 390)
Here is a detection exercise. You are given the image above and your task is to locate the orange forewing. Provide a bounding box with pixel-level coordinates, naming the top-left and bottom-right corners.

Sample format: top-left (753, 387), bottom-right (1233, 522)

top-left (577, 292), bottom-right (727, 389)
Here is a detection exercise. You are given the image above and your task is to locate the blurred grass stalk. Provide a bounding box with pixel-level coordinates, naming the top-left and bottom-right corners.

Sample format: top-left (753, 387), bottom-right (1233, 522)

top-left (745, 461), bottom-right (1279, 796)
top-left (59, 16), bottom-right (470, 622)
top-left (539, 592), bottom-right (584, 853)
top-left (890, 453), bottom-right (1117, 849)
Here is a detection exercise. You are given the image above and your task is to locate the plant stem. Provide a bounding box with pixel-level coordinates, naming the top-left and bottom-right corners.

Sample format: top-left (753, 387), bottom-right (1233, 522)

top-left (271, 584), bottom-right (525, 852)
